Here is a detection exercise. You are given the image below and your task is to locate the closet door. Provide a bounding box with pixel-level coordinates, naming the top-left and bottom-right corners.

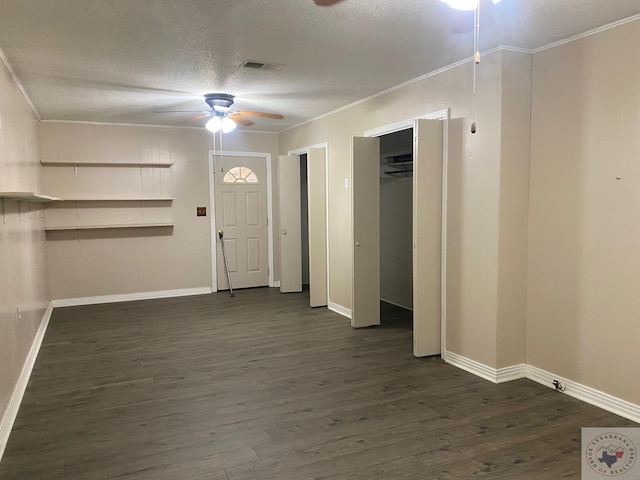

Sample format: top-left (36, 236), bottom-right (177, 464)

top-left (308, 147), bottom-right (327, 307)
top-left (351, 136), bottom-right (380, 328)
top-left (279, 155), bottom-right (302, 293)
top-left (413, 119), bottom-right (443, 356)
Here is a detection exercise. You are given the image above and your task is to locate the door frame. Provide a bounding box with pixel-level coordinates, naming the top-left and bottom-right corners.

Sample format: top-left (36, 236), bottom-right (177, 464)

top-left (287, 142), bottom-right (330, 305)
top-left (363, 108), bottom-right (449, 356)
top-left (208, 150), bottom-right (275, 292)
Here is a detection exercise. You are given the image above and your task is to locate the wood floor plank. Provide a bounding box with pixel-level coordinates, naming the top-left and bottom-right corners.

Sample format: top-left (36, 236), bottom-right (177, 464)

top-left (0, 289), bottom-right (636, 479)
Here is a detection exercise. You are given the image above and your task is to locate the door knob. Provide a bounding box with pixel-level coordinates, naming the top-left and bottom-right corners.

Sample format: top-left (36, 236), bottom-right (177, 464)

top-left (282, 229), bottom-right (287, 235)
top-left (355, 242), bottom-right (360, 247)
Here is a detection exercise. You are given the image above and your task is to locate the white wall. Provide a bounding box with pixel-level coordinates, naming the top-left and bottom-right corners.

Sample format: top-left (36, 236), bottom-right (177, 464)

top-left (528, 19), bottom-right (640, 404)
top-left (379, 129), bottom-right (413, 310)
top-left (40, 122), bottom-right (279, 300)
top-left (0, 58), bottom-right (50, 427)
top-left (380, 176), bottom-right (412, 309)
top-left (280, 50), bottom-right (531, 370)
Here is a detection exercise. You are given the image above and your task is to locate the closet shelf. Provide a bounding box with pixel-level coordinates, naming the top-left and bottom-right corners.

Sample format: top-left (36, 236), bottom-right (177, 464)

top-left (45, 223), bottom-right (174, 231)
top-left (385, 161), bottom-right (413, 168)
top-left (0, 191), bottom-right (61, 202)
top-left (41, 161), bottom-right (173, 167)
top-left (386, 169), bottom-right (413, 176)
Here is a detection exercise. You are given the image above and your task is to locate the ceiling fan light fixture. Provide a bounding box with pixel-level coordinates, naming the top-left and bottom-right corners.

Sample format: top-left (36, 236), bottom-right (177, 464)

top-left (221, 116), bottom-right (237, 133)
top-left (441, 0), bottom-right (477, 11)
top-left (205, 116), bottom-right (222, 133)
top-left (441, 0), bottom-right (501, 10)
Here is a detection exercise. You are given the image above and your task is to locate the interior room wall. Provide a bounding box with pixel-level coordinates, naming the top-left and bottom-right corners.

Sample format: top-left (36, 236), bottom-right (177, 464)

top-left (379, 130), bottom-right (413, 310)
top-left (495, 51), bottom-right (532, 369)
top-left (40, 122), bottom-right (279, 300)
top-left (279, 50), bottom-right (529, 369)
top-left (0, 59), bottom-right (50, 426)
top-left (528, 19), bottom-right (640, 404)
top-left (380, 176), bottom-right (413, 309)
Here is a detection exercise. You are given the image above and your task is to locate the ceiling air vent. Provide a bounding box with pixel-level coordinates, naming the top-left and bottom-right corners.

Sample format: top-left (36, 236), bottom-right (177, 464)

top-left (240, 60), bottom-right (285, 71)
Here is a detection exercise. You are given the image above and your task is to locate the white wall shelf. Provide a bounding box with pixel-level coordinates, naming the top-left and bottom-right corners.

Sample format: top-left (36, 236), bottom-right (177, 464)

top-left (0, 192), bottom-right (61, 202)
top-left (57, 197), bottom-right (174, 202)
top-left (42, 159), bottom-right (174, 236)
top-left (45, 223), bottom-right (174, 231)
top-left (41, 161), bottom-right (173, 167)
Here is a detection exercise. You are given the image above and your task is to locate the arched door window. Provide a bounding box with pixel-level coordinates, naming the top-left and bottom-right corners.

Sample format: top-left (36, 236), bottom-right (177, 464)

top-left (223, 166), bottom-right (259, 184)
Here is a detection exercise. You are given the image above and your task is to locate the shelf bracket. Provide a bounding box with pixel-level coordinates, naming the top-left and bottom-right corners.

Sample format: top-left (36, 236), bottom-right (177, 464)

top-left (76, 200), bottom-right (80, 215)
top-left (74, 164), bottom-right (78, 179)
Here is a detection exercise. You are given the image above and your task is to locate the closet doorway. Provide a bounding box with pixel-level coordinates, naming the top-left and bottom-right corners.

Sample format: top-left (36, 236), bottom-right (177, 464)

top-left (379, 129), bottom-right (414, 330)
top-left (278, 147), bottom-right (328, 307)
top-left (353, 113), bottom-right (446, 357)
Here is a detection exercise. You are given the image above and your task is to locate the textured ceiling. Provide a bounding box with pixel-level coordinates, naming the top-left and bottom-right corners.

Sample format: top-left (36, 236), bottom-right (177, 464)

top-left (0, 0), bottom-right (639, 132)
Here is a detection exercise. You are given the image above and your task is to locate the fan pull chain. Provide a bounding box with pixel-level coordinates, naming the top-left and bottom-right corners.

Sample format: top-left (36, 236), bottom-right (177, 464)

top-left (471, 1), bottom-right (480, 134)
top-left (219, 130), bottom-right (225, 172)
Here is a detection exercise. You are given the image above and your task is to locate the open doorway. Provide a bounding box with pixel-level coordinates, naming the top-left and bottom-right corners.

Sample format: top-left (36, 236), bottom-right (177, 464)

top-left (353, 112), bottom-right (447, 356)
top-left (379, 129), bottom-right (413, 330)
top-left (300, 154), bottom-right (310, 289)
top-left (278, 148), bottom-right (327, 306)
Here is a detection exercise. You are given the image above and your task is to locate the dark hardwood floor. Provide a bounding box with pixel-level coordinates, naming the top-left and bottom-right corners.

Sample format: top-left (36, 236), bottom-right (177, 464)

top-left (0, 288), bottom-right (635, 479)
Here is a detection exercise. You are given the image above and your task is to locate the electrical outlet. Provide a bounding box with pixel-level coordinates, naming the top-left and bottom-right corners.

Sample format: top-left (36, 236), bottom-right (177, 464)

top-left (16, 308), bottom-right (22, 321)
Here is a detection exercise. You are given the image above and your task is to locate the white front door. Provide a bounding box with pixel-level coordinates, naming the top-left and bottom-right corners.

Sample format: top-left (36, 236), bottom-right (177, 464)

top-left (351, 136), bottom-right (380, 328)
top-left (413, 119), bottom-right (444, 356)
top-left (214, 155), bottom-right (269, 290)
top-left (278, 155), bottom-right (302, 293)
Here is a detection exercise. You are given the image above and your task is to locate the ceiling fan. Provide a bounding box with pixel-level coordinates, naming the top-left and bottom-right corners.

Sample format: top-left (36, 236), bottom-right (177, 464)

top-left (156, 93), bottom-right (284, 132)
top-left (313, 0), bottom-right (501, 34)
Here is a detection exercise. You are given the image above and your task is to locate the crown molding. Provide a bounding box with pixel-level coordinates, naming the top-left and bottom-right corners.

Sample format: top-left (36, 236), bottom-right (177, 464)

top-left (41, 119), bottom-right (202, 130)
top-left (41, 119), bottom-right (278, 134)
top-left (279, 46), bottom-right (515, 134)
top-left (0, 46), bottom-right (41, 120)
top-left (532, 14), bottom-right (640, 54)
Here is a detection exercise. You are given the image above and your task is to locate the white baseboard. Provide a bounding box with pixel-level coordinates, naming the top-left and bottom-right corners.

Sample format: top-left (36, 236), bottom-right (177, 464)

top-left (273, 281), bottom-right (281, 288)
top-left (497, 363), bottom-right (528, 383)
top-left (444, 351), bottom-right (507, 383)
top-left (328, 301), bottom-right (352, 319)
top-left (526, 364), bottom-right (640, 424)
top-left (0, 302), bottom-right (54, 462)
top-left (52, 286), bottom-right (213, 307)
top-left (380, 296), bottom-right (413, 311)
top-left (444, 350), bottom-right (640, 424)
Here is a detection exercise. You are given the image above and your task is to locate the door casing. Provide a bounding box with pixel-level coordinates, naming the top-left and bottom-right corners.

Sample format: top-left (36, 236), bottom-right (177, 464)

top-left (208, 150), bottom-right (275, 292)
top-left (288, 143), bottom-right (330, 307)
top-left (363, 108), bottom-right (449, 355)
